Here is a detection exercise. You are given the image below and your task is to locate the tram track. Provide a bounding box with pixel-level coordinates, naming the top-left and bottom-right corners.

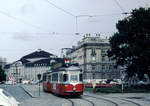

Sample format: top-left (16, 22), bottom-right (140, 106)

top-left (101, 95), bottom-right (142, 106)
top-left (66, 97), bottom-right (95, 106)
top-left (84, 94), bottom-right (118, 106)
top-left (84, 94), bottom-right (142, 106)
top-left (119, 98), bottom-right (142, 106)
top-left (81, 97), bottom-right (95, 106)
top-left (67, 98), bottom-right (75, 106)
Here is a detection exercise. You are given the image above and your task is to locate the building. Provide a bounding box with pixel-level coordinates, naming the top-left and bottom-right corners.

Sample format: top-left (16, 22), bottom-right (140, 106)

top-left (4, 49), bottom-right (59, 82)
top-left (66, 34), bottom-right (120, 83)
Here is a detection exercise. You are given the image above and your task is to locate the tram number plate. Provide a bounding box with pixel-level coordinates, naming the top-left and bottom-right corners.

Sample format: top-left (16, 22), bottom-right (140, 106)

top-left (53, 83), bottom-right (56, 89)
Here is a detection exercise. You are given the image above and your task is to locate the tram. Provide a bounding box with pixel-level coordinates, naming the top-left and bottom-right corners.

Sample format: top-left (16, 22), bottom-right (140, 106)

top-left (42, 59), bottom-right (84, 96)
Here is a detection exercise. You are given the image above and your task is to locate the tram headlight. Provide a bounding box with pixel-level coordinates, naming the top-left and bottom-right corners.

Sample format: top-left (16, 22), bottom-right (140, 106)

top-left (64, 84), bottom-right (68, 87)
top-left (73, 87), bottom-right (76, 90)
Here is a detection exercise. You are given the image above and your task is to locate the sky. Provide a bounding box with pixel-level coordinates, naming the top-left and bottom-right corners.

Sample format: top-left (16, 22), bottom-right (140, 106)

top-left (0, 0), bottom-right (147, 63)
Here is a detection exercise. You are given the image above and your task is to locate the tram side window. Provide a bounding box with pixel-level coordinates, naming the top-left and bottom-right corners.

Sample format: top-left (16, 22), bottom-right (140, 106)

top-left (48, 75), bottom-right (51, 82)
top-left (79, 74), bottom-right (83, 81)
top-left (63, 74), bottom-right (68, 81)
top-left (52, 73), bottom-right (58, 81)
top-left (43, 75), bottom-right (46, 81)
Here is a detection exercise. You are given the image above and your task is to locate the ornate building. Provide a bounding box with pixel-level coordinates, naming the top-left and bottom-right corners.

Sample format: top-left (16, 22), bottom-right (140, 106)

top-left (4, 49), bottom-right (59, 82)
top-left (66, 34), bottom-right (120, 83)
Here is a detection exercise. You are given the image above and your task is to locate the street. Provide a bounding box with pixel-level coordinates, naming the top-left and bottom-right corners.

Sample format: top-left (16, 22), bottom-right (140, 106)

top-left (1, 84), bottom-right (150, 106)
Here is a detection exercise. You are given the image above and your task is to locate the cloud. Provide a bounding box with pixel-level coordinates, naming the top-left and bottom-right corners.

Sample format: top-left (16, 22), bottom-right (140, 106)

top-left (13, 32), bottom-right (35, 41)
top-left (12, 31), bottom-right (57, 41)
top-left (20, 3), bottom-right (35, 15)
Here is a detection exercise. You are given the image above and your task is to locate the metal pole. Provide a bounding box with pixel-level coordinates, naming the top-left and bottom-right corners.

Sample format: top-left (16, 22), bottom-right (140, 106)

top-left (121, 80), bottom-right (124, 95)
top-left (39, 81), bottom-right (40, 96)
top-left (76, 16), bottom-right (78, 34)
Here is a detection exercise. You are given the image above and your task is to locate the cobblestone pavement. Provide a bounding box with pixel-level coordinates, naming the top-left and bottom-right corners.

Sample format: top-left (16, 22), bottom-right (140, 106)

top-left (20, 84), bottom-right (150, 106)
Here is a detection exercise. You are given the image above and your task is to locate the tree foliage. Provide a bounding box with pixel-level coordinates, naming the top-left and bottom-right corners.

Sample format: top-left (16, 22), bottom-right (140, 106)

top-left (108, 8), bottom-right (150, 80)
top-left (0, 66), bottom-right (6, 81)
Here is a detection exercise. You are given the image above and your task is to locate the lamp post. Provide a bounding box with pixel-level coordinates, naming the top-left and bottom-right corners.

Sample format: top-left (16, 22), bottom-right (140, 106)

top-left (37, 74), bottom-right (41, 96)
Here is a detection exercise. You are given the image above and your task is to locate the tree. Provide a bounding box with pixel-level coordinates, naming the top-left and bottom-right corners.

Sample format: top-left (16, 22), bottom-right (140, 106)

top-left (108, 7), bottom-right (150, 80)
top-left (0, 66), bottom-right (6, 82)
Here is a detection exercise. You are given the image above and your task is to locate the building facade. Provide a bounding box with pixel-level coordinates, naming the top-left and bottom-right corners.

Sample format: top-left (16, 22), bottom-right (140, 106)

top-left (4, 49), bottom-right (59, 82)
top-left (66, 34), bottom-right (120, 83)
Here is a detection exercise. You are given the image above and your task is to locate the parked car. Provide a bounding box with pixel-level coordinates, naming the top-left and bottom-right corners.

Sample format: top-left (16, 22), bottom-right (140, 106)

top-left (0, 81), bottom-right (6, 84)
top-left (30, 81), bottom-right (39, 85)
top-left (137, 81), bottom-right (148, 85)
top-left (5, 81), bottom-right (13, 85)
top-left (22, 80), bottom-right (30, 84)
top-left (0, 88), bottom-right (20, 106)
top-left (110, 81), bottom-right (117, 84)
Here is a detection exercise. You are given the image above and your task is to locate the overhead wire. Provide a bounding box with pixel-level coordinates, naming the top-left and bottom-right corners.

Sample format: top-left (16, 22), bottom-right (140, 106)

top-left (0, 0), bottom-right (131, 36)
top-left (113, 0), bottom-right (125, 13)
top-left (44, 0), bottom-right (75, 17)
top-left (0, 10), bottom-right (49, 32)
top-left (44, 0), bottom-right (127, 35)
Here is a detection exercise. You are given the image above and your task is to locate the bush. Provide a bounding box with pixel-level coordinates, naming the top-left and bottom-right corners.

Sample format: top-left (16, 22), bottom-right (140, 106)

top-left (84, 84), bottom-right (150, 93)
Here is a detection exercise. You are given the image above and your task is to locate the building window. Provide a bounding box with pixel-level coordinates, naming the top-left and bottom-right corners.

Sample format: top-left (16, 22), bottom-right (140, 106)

top-left (102, 65), bottom-right (105, 70)
top-left (92, 66), bottom-right (96, 70)
top-left (102, 56), bottom-right (105, 61)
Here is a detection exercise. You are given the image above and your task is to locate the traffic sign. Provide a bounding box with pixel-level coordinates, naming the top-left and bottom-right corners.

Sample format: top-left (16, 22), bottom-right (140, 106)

top-left (9, 75), bottom-right (14, 81)
top-left (37, 74), bottom-right (41, 80)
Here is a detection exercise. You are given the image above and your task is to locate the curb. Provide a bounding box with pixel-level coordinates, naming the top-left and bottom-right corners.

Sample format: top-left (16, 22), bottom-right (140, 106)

top-left (20, 85), bottom-right (37, 98)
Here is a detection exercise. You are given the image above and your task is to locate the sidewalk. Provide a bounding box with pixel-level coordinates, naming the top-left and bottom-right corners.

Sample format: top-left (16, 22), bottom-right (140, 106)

top-left (20, 84), bottom-right (72, 106)
top-left (21, 84), bottom-right (41, 98)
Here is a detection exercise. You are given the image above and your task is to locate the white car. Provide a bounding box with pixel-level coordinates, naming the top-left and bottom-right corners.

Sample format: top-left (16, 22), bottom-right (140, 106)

top-left (5, 81), bottom-right (13, 85)
top-left (0, 88), bottom-right (20, 106)
top-left (137, 81), bottom-right (148, 85)
top-left (22, 80), bottom-right (30, 84)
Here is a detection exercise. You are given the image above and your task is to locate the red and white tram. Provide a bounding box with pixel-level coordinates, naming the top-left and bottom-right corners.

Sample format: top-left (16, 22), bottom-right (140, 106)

top-left (42, 63), bottom-right (84, 96)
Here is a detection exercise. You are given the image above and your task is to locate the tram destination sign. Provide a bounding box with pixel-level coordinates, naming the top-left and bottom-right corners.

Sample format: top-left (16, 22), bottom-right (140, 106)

top-left (52, 63), bottom-right (63, 69)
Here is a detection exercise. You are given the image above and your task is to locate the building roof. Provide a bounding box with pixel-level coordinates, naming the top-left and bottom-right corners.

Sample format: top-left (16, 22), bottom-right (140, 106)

top-left (19, 49), bottom-right (59, 67)
top-left (3, 64), bottom-right (11, 69)
top-left (66, 35), bottom-right (110, 54)
top-left (21, 49), bottom-right (55, 60)
top-left (25, 58), bottom-right (51, 67)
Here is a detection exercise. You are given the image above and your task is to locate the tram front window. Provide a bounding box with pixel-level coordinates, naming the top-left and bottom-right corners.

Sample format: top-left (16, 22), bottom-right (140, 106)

top-left (63, 74), bottom-right (68, 81)
top-left (70, 75), bottom-right (78, 81)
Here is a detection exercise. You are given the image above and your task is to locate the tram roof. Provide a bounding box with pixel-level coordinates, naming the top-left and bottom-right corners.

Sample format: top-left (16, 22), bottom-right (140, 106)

top-left (52, 65), bottom-right (82, 73)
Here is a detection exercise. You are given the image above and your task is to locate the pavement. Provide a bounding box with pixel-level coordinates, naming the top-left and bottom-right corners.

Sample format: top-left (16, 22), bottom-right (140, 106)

top-left (20, 84), bottom-right (40, 98)
top-left (20, 84), bottom-right (72, 106)
top-left (21, 84), bottom-right (150, 106)
top-left (85, 91), bottom-right (150, 106)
